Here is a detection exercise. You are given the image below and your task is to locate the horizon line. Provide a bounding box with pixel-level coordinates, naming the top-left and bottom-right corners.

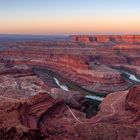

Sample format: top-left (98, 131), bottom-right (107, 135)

top-left (1, 33), bottom-right (140, 37)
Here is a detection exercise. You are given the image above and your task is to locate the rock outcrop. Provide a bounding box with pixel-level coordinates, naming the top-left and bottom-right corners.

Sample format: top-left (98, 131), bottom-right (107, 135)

top-left (74, 87), bottom-right (140, 140)
top-left (0, 52), bottom-right (131, 94)
top-left (50, 88), bottom-right (87, 110)
top-left (0, 35), bottom-right (139, 139)
top-left (0, 85), bottom-right (140, 139)
top-left (0, 63), bottom-right (51, 99)
top-left (0, 93), bottom-right (64, 139)
top-left (125, 84), bottom-right (140, 112)
top-left (71, 35), bottom-right (140, 44)
top-left (19, 93), bottom-right (64, 130)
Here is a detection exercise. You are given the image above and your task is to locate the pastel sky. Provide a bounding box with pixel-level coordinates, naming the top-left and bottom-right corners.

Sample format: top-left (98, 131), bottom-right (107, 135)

top-left (0, 0), bottom-right (140, 35)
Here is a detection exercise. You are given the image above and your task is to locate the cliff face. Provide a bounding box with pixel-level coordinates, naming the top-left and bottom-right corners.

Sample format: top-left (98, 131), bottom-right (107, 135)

top-left (0, 37), bottom-right (139, 139)
top-left (0, 49), bottom-right (132, 94)
top-left (19, 93), bottom-right (64, 130)
top-left (0, 93), bottom-right (65, 139)
top-left (1, 35), bottom-right (139, 95)
top-left (125, 84), bottom-right (140, 112)
top-left (75, 87), bottom-right (140, 140)
top-left (71, 35), bottom-right (140, 44)
top-left (0, 84), bottom-right (140, 140)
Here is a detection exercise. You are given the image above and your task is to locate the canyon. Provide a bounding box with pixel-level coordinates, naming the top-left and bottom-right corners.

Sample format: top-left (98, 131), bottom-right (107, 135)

top-left (71, 35), bottom-right (140, 44)
top-left (0, 35), bottom-right (139, 139)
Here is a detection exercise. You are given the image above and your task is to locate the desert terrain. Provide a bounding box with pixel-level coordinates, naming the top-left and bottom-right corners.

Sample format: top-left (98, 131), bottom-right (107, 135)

top-left (0, 35), bottom-right (139, 139)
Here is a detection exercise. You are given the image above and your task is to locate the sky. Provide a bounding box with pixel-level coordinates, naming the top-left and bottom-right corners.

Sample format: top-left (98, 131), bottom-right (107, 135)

top-left (0, 0), bottom-right (140, 35)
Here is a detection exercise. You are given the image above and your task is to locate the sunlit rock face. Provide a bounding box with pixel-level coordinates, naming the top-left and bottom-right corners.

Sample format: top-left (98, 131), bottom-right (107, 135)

top-left (0, 50), bottom-right (131, 94)
top-left (72, 64), bottom-right (131, 93)
top-left (71, 35), bottom-right (140, 44)
top-left (0, 35), bottom-right (139, 139)
top-left (0, 37), bottom-right (139, 94)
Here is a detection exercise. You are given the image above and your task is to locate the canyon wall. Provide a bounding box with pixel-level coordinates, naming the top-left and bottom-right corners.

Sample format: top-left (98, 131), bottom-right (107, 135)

top-left (0, 46), bottom-right (135, 94)
top-left (125, 84), bottom-right (140, 112)
top-left (0, 37), bottom-right (139, 139)
top-left (0, 37), bottom-right (139, 94)
top-left (71, 35), bottom-right (140, 44)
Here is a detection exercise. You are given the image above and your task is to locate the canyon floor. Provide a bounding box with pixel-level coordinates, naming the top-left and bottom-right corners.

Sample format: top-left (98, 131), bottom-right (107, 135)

top-left (0, 35), bottom-right (139, 140)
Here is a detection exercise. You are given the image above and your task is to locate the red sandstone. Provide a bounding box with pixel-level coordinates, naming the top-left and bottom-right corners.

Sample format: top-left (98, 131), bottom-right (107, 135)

top-left (0, 85), bottom-right (139, 139)
top-left (71, 35), bottom-right (140, 44)
top-left (0, 35), bottom-right (139, 139)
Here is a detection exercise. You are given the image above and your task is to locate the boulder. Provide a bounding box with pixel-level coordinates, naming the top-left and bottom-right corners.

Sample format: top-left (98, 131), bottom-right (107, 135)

top-left (50, 88), bottom-right (86, 109)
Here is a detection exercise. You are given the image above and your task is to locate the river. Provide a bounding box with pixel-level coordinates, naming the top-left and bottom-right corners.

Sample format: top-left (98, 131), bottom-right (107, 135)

top-left (53, 77), bottom-right (104, 102)
top-left (53, 77), bottom-right (69, 91)
top-left (33, 67), bottom-right (105, 117)
top-left (122, 71), bottom-right (140, 82)
top-left (33, 67), bottom-right (105, 101)
top-left (33, 67), bottom-right (140, 117)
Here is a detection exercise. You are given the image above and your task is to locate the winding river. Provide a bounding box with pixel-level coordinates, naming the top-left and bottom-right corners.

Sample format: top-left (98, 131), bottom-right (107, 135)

top-left (33, 67), bottom-right (140, 117)
top-left (53, 77), bottom-right (104, 102)
top-left (34, 67), bottom-right (140, 102)
top-left (122, 71), bottom-right (140, 82)
top-left (33, 68), bottom-right (105, 102)
top-left (53, 77), bottom-right (69, 91)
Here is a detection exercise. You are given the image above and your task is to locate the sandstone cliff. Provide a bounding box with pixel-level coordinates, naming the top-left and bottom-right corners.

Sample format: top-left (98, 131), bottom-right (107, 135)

top-left (71, 35), bottom-right (140, 44)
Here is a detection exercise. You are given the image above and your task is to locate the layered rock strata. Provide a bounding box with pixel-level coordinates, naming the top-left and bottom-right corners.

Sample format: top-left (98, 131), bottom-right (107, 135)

top-left (71, 35), bottom-right (140, 44)
top-left (0, 64), bottom-right (51, 99)
top-left (0, 84), bottom-right (139, 139)
top-left (125, 84), bottom-right (140, 113)
top-left (0, 51), bottom-right (131, 94)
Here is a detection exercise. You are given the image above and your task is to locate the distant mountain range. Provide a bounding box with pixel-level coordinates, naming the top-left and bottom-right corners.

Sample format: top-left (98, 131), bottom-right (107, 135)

top-left (0, 34), bottom-right (69, 41)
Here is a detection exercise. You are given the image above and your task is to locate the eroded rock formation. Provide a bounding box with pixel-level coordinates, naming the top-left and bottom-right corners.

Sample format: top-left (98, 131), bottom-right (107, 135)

top-left (74, 88), bottom-right (140, 140)
top-left (0, 63), bottom-right (51, 99)
top-left (125, 84), bottom-right (140, 112)
top-left (0, 35), bottom-right (139, 139)
top-left (0, 93), bottom-right (64, 139)
top-left (50, 88), bottom-right (87, 110)
top-left (0, 51), bottom-right (131, 94)
top-left (71, 35), bottom-right (140, 44)
top-left (0, 84), bottom-right (139, 139)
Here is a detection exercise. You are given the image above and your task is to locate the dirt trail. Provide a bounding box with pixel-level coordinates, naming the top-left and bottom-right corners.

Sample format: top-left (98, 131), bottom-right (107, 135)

top-left (67, 93), bottom-right (127, 124)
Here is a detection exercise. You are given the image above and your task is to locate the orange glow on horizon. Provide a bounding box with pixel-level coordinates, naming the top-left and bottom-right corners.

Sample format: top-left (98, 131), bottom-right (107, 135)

top-left (1, 0), bottom-right (140, 35)
top-left (1, 17), bottom-right (140, 35)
